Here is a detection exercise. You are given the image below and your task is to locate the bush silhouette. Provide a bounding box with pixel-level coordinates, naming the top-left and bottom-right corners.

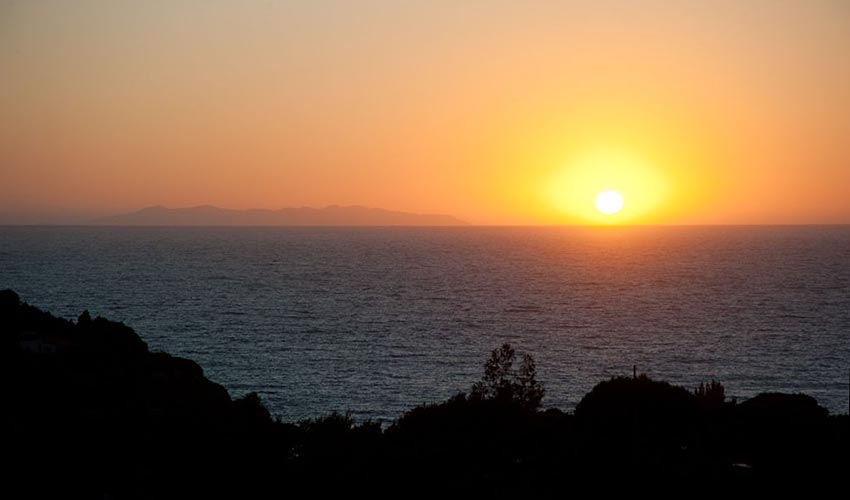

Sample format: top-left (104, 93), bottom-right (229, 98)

top-left (575, 374), bottom-right (700, 474)
top-left (232, 392), bottom-right (274, 428)
top-left (3, 289), bottom-right (848, 494)
top-left (730, 392), bottom-right (830, 476)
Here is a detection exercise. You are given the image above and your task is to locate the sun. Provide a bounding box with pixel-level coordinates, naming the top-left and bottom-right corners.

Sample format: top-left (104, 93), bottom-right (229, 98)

top-left (595, 190), bottom-right (624, 215)
top-left (546, 149), bottom-right (668, 224)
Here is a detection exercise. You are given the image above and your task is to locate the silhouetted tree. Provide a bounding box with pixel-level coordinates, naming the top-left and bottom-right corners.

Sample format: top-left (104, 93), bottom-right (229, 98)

top-left (694, 379), bottom-right (726, 408)
top-left (471, 343), bottom-right (544, 411)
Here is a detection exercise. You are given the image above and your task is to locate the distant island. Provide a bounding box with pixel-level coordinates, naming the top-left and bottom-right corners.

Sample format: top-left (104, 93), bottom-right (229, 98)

top-left (93, 205), bottom-right (467, 226)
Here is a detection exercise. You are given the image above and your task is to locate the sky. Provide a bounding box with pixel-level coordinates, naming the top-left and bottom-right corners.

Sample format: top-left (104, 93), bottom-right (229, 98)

top-left (1, 0), bottom-right (849, 225)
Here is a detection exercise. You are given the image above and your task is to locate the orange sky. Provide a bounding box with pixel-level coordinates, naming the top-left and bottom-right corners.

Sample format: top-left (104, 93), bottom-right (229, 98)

top-left (2, 1), bottom-right (849, 224)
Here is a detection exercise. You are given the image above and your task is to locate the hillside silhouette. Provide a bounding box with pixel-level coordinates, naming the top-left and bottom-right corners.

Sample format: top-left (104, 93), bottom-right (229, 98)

top-left (1, 290), bottom-right (847, 497)
top-left (93, 205), bottom-right (467, 226)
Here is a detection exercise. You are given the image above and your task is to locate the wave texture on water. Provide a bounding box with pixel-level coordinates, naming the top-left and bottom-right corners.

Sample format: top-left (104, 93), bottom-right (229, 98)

top-left (2, 225), bottom-right (849, 420)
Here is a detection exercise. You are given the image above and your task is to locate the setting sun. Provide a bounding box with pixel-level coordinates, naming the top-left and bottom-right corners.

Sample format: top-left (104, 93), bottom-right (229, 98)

top-left (595, 190), bottom-right (624, 215)
top-left (546, 150), bottom-right (669, 224)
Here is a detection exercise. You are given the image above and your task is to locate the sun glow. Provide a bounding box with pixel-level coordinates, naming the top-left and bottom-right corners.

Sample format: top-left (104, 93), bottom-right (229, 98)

top-left (595, 190), bottom-right (624, 215)
top-left (547, 150), bottom-right (669, 224)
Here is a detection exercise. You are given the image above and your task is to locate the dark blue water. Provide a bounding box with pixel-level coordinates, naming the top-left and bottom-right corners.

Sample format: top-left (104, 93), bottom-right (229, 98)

top-left (2, 225), bottom-right (849, 420)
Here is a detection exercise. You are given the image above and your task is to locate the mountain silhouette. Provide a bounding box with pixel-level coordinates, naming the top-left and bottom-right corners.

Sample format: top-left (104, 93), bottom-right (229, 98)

top-left (93, 205), bottom-right (467, 226)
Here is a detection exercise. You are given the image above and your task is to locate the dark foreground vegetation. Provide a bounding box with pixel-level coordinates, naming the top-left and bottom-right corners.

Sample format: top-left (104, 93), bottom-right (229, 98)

top-left (2, 290), bottom-right (847, 498)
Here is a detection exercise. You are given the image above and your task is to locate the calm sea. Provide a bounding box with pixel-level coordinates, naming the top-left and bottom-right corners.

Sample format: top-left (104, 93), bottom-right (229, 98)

top-left (2, 226), bottom-right (849, 419)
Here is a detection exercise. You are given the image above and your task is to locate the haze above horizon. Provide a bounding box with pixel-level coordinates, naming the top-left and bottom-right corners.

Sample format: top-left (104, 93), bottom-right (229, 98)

top-left (2, 1), bottom-right (849, 225)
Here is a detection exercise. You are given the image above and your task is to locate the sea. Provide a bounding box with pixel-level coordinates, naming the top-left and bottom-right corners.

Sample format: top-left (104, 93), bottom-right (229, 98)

top-left (1, 225), bottom-right (848, 420)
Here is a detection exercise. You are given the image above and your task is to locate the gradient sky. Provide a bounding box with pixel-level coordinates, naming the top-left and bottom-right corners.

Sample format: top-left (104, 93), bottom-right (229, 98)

top-left (2, 0), bottom-right (849, 224)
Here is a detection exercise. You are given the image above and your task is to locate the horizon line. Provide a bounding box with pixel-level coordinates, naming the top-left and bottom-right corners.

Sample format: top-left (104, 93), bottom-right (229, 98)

top-left (2, 223), bottom-right (849, 228)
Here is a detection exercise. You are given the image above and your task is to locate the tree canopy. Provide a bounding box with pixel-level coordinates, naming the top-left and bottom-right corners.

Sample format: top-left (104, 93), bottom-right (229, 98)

top-left (470, 343), bottom-right (544, 411)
